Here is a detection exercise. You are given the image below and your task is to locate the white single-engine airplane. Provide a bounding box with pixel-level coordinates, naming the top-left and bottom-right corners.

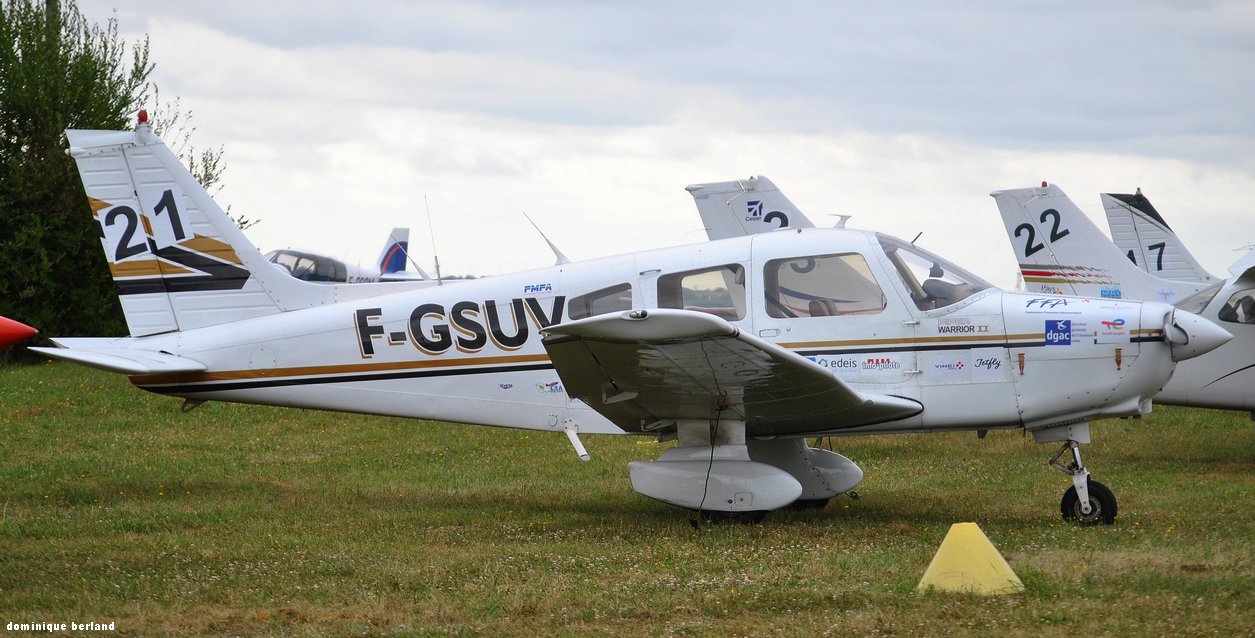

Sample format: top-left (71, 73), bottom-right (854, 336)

top-left (32, 118), bottom-right (1233, 524)
top-left (994, 183), bottom-right (1255, 416)
top-left (266, 227), bottom-right (431, 284)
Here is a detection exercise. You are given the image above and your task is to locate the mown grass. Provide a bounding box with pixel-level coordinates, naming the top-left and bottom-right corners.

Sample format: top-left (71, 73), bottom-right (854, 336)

top-left (2, 361), bottom-right (1253, 636)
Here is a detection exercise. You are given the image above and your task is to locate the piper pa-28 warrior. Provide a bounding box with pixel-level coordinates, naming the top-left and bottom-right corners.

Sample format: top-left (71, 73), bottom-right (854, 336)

top-left (33, 117), bottom-right (1233, 524)
top-left (994, 183), bottom-right (1255, 417)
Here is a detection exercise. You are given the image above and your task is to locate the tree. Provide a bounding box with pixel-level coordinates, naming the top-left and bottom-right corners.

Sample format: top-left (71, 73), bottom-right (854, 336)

top-left (0, 0), bottom-right (234, 346)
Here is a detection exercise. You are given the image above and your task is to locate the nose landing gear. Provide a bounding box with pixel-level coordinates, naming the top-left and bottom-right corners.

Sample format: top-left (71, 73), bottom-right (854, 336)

top-left (1050, 440), bottom-right (1117, 525)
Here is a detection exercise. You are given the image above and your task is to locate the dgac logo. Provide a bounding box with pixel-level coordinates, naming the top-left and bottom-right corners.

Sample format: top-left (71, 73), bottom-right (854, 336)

top-left (1046, 319), bottom-right (1072, 346)
top-left (1101, 319), bottom-right (1126, 330)
top-left (1101, 288), bottom-right (1122, 299)
top-left (523, 283), bottom-right (552, 294)
top-left (863, 357), bottom-right (901, 371)
top-left (974, 356), bottom-right (1002, 370)
top-left (1027, 298), bottom-right (1069, 309)
top-left (354, 296), bottom-right (566, 357)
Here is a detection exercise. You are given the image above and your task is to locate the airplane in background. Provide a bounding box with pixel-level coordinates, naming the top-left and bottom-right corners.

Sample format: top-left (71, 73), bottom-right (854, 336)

top-left (686, 176), bottom-right (816, 241)
top-left (1101, 189), bottom-right (1221, 285)
top-left (266, 227), bottom-right (432, 283)
top-left (993, 183), bottom-right (1255, 417)
top-left (0, 316), bottom-right (37, 349)
top-left (31, 117), bottom-right (1231, 524)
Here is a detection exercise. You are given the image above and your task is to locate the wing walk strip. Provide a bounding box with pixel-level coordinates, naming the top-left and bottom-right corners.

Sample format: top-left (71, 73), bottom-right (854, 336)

top-left (129, 331), bottom-right (1151, 394)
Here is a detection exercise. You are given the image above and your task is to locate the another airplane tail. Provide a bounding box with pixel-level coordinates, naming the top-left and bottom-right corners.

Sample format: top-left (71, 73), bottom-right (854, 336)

top-left (376, 228), bottom-right (410, 275)
top-left (685, 176), bottom-right (815, 241)
top-left (990, 183), bottom-right (1206, 304)
top-left (67, 114), bottom-right (328, 337)
top-left (1101, 190), bottom-right (1218, 285)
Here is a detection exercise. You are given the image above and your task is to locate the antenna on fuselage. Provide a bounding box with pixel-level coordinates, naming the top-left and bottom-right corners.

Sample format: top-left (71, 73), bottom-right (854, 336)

top-left (911, 232), bottom-right (923, 245)
top-left (392, 228), bottom-right (433, 280)
top-left (424, 195), bottom-right (443, 285)
top-left (522, 211), bottom-right (571, 266)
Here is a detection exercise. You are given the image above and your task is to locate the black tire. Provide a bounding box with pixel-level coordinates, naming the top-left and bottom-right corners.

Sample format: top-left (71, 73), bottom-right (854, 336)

top-left (1060, 478), bottom-right (1117, 525)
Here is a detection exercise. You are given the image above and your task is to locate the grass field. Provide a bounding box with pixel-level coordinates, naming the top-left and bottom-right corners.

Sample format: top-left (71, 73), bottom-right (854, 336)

top-left (2, 361), bottom-right (1253, 636)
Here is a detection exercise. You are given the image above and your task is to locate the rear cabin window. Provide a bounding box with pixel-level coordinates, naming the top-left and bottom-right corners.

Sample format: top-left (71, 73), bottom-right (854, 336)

top-left (569, 283), bottom-right (633, 320)
top-left (657, 264), bottom-right (746, 321)
top-left (764, 253), bottom-right (886, 318)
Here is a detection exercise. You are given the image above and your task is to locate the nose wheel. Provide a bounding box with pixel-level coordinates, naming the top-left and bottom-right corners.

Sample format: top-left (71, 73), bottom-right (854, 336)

top-left (1061, 477), bottom-right (1117, 525)
top-left (1050, 440), bottom-right (1118, 525)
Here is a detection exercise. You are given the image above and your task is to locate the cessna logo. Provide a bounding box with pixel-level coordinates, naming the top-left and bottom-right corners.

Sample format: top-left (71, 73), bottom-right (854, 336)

top-left (744, 200), bottom-right (790, 228)
top-left (355, 296), bottom-right (566, 357)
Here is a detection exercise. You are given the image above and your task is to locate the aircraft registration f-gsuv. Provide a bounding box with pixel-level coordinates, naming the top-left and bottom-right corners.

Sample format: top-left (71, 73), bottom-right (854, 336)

top-left (32, 116), bottom-right (1232, 524)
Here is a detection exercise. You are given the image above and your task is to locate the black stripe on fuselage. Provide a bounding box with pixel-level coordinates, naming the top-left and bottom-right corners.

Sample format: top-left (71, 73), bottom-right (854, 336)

top-left (138, 362), bottom-right (556, 395)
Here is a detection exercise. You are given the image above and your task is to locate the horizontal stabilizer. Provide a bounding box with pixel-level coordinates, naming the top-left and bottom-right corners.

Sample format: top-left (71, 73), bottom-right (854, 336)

top-left (30, 338), bottom-right (206, 375)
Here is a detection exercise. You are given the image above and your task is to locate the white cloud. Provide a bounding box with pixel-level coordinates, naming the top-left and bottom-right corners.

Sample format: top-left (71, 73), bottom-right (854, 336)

top-left (72, 1), bottom-right (1254, 289)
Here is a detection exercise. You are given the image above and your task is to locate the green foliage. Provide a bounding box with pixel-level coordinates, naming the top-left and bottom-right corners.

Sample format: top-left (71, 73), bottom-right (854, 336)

top-left (0, 0), bottom-right (152, 339)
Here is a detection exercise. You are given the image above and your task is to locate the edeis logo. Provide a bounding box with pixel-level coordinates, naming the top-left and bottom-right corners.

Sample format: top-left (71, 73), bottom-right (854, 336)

top-left (1045, 320), bottom-right (1072, 346)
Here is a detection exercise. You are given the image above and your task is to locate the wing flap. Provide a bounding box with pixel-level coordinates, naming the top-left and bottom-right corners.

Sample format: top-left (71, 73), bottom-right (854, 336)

top-left (30, 338), bottom-right (206, 375)
top-left (542, 309), bottom-right (921, 436)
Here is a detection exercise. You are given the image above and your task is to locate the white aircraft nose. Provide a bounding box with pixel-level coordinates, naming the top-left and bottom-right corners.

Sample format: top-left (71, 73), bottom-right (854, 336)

top-left (1165, 309), bottom-right (1233, 362)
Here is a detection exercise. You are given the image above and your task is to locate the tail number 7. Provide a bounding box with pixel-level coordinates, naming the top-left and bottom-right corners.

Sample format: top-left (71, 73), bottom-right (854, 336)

top-left (1014, 208), bottom-right (1070, 258)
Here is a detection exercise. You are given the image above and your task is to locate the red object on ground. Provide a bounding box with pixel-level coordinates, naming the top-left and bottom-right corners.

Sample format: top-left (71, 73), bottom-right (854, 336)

top-left (0, 316), bottom-right (38, 348)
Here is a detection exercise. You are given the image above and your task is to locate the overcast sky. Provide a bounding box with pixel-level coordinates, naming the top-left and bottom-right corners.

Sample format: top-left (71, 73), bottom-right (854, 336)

top-left (77, 0), bottom-right (1255, 287)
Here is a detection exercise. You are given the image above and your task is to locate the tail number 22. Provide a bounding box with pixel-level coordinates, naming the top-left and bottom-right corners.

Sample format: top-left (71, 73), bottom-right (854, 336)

top-left (1014, 208), bottom-right (1070, 258)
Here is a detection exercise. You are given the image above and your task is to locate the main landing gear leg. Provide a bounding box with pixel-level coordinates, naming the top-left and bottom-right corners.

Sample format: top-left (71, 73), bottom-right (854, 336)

top-left (1049, 440), bottom-right (1117, 525)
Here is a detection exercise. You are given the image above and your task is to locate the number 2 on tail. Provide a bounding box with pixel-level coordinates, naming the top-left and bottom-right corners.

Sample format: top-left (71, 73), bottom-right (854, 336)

top-left (103, 189), bottom-right (187, 261)
top-left (1014, 208), bottom-right (1069, 258)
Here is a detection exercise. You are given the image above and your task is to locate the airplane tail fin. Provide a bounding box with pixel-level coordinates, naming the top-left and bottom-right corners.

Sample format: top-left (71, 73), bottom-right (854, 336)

top-left (67, 115), bottom-right (329, 337)
top-left (685, 176), bottom-right (814, 241)
top-left (1101, 190), bottom-right (1219, 284)
top-left (990, 183), bottom-right (1205, 304)
top-left (375, 227), bottom-right (411, 275)
top-left (374, 226), bottom-right (434, 281)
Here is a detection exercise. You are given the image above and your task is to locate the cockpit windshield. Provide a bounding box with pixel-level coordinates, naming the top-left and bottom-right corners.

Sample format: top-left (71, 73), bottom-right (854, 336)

top-left (877, 234), bottom-right (993, 311)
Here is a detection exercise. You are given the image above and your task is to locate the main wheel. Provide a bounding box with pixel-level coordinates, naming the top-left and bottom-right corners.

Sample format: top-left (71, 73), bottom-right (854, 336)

top-left (1060, 478), bottom-right (1117, 525)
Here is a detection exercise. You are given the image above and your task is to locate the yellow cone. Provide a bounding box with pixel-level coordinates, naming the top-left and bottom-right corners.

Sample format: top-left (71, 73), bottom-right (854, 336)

top-left (916, 522), bottom-right (1024, 595)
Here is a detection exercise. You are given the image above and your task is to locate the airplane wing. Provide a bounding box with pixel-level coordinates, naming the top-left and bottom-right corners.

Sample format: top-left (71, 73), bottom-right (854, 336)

top-left (541, 309), bottom-right (921, 436)
top-left (686, 176), bottom-right (815, 241)
top-left (29, 338), bottom-right (206, 375)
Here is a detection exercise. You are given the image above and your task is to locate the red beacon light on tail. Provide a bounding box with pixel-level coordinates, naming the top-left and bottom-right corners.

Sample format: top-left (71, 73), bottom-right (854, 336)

top-left (137, 109), bottom-right (149, 125)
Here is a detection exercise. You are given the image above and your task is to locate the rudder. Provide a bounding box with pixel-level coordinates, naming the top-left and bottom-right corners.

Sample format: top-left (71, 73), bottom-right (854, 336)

top-left (68, 115), bottom-right (323, 336)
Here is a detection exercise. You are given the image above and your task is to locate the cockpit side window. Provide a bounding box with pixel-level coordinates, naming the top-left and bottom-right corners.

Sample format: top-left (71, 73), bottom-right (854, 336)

top-left (569, 283), bottom-right (633, 320)
top-left (877, 235), bottom-right (992, 311)
top-left (1218, 288), bottom-right (1255, 325)
top-left (657, 264), bottom-right (746, 321)
top-left (763, 253), bottom-right (886, 318)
